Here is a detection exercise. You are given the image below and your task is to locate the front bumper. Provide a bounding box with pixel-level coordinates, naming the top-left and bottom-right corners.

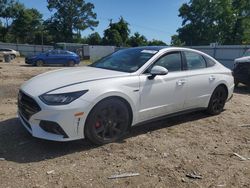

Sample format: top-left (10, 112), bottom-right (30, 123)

top-left (18, 94), bottom-right (92, 142)
top-left (25, 58), bottom-right (35, 65)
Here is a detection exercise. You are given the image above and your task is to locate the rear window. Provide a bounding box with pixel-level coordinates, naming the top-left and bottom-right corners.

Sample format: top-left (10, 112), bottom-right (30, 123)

top-left (204, 56), bottom-right (216, 67)
top-left (184, 51), bottom-right (206, 70)
top-left (243, 50), bottom-right (250, 57)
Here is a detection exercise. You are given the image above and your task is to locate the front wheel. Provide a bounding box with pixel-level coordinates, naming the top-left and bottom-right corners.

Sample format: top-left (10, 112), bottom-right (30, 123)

top-left (85, 98), bottom-right (130, 145)
top-left (36, 60), bottom-right (44, 67)
top-left (207, 86), bottom-right (228, 115)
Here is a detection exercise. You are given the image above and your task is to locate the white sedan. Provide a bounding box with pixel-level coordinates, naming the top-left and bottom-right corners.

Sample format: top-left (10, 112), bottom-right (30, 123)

top-left (18, 47), bottom-right (234, 144)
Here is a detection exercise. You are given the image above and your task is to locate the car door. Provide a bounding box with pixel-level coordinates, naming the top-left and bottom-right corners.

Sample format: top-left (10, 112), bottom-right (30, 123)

top-left (46, 50), bottom-right (60, 64)
top-left (183, 51), bottom-right (216, 109)
top-left (138, 51), bottom-right (188, 121)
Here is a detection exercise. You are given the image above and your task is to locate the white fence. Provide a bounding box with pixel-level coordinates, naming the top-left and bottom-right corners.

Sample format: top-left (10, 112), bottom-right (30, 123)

top-left (0, 42), bottom-right (53, 57)
top-left (88, 45), bottom-right (116, 62)
top-left (190, 45), bottom-right (250, 69)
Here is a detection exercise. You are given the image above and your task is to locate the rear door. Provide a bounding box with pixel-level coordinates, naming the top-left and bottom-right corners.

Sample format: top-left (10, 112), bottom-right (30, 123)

top-left (138, 51), bottom-right (188, 121)
top-left (183, 51), bottom-right (217, 109)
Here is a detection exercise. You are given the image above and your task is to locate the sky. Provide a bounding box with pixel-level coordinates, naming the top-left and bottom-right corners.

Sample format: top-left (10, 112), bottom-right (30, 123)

top-left (18, 0), bottom-right (188, 44)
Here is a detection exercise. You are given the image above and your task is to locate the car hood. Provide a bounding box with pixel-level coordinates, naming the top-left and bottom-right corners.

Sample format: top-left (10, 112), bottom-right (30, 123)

top-left (21, 66), bottom-right (131, 96)
top-left (235, 56), bottom-right (250, 63)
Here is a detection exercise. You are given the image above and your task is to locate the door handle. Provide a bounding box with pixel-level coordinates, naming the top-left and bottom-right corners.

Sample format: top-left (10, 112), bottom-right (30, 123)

top-left (209, 75), bottom-right (216, 81)
top-left (177, 79), bottom-right (187, 86)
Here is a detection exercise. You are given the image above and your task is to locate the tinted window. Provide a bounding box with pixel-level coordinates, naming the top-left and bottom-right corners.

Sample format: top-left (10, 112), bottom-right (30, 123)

top-left (184, 51), bottom-right (206, 70)
top-left (50, 50), bottom-right (59, 54)
top-left (153, 52), bottom-right (182, 72)
top-left (243, 50), bottom-right (250, 57)
top-left (90, 48), bottom-right (157, 73)
top-left (0, 49), bottom-right (11, 51)
top-left (204, 56), bottom-right (216, 67)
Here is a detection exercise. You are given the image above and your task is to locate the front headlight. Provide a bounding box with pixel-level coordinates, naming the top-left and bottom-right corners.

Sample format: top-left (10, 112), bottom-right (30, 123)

top-left (39, 90), bottom-right (88, 105)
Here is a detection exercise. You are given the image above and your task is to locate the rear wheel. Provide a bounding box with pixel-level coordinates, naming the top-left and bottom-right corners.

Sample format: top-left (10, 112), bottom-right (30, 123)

top-left (85, 98), bottom-right (130, 145)
top-left (67, 60), bottom-right (75, 67)
top-left (36, 60), bottom-right (44, 67)
top-left (207, 86), bottom-right (228, 115)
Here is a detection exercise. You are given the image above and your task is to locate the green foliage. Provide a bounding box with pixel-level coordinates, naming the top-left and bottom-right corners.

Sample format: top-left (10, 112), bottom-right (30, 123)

top-left (171, 35), bottom-right (185, 46)
top-left (87, 32), bottom-right (102, 45)
top-left (174, 0), bottom-right (250, 45)
top-left (103, 17), bottom-right (130, 46)
top-left (148, 39), bottom-right (166, 46)
top-left (129, 32), bottom-right (148, 47)
top-left (11, 8), bottom-right (43, 43)
top-left (47, 0), bottom-right (99, 42)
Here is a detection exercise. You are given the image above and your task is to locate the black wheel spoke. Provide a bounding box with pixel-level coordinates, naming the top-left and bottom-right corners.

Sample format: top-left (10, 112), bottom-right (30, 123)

top-left (111, 126), bottom-right (122, 134)
top-left (208, 86), bottom-right (227, 115)
top-left (96, 126), bottom-right (105, 134)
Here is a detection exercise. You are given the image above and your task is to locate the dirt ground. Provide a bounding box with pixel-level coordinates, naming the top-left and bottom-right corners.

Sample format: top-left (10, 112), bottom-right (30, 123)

top-left (0, 58), bottom-right (250, 188)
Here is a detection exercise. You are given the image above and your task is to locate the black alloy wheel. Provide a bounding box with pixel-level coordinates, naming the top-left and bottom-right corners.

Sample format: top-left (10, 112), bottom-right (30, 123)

top-left (85, 98), bottom-right (130, 145)
top-left (207, 86), bottom-right (228, 115)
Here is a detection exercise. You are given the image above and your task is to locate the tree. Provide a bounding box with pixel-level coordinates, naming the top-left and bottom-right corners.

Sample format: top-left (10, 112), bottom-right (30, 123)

top-left (103, 29), bottom-right (123, 46)
top-left (148, 39), bottom-right (166, 46)
top-left (0, 0), bottom-right (25, 41)
top-left (103, 17), bottom-right (130, 46)
top-left (232, 0), bottom-right (250, 44)
top-left (11, 8), bottom-right (43, 43)
top-left (174, 0), bottom-right (250, 45)
top-left (171, 35), bottom-right (184, 46)
top-left (128, 32), bottom-right (148, 47)
top-left (47, 0), bottom-right (99, 42)
top-left (87, 32), bottom-right (102, 45)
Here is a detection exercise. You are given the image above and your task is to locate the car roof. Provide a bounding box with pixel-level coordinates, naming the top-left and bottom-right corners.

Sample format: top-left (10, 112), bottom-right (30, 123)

top-left (129, 46), bottom-right (169, 51)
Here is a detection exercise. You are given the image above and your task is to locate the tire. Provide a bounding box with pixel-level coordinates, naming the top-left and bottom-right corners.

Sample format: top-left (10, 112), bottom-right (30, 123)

top-left (207, 86), bottom-right (228, 115)
top-left (67, 60), bottom-right (75, 67)
top-left (36, 60), bottom-right (44, 67)
top-left (85, 98), bottom-right (130, 145)
top-left (10, 54), bottom-right (16, 59)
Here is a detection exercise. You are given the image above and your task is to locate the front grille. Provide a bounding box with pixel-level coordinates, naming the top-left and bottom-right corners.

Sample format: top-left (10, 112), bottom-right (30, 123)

top-left (18, 90), bottom-right (41, 120)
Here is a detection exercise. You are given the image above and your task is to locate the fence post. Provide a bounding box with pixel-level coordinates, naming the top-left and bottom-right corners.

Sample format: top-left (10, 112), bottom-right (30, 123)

top-left (213, 46), bottom-right (216, 59)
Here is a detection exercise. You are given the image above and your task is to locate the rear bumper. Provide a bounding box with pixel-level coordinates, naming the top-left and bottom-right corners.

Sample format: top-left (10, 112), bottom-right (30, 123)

top-left (227, 94), bottom-right (233, 102)
top-left (227, 84), bottom-right (234, 102)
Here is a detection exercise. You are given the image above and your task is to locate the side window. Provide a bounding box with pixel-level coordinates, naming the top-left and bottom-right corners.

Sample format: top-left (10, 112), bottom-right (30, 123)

top-left (51, 50), bottom-right (59, 54)
top-left (153, 52), bottom-right (182, 72)
top-left (184, 51), bottom-right (206, 70)
top-left (204, 56), bottom-right (216, 67)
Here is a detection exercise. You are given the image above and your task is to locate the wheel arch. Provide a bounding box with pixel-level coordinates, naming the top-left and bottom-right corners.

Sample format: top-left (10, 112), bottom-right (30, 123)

top-left (214, 83), bottom-right (229, 99)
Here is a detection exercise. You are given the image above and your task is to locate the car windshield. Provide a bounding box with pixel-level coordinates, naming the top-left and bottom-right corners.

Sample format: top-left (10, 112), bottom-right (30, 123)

top-left (89, 48), bottom-right (157, 73)
top-left (243, 50), bottom-right (250, 57)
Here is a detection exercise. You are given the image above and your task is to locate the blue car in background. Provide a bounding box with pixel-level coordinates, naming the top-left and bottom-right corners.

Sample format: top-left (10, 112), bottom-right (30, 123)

top-left (25, 49), bottom-right (80, 66)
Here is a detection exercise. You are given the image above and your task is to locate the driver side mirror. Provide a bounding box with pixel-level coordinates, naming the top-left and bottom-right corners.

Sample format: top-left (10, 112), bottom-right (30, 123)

top-left (148, 65), bottom-right (168, 79)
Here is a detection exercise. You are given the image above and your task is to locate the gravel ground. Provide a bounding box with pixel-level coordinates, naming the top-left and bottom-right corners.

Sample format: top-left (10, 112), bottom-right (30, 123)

top-left (0, 59), bottom-right (250, 188)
